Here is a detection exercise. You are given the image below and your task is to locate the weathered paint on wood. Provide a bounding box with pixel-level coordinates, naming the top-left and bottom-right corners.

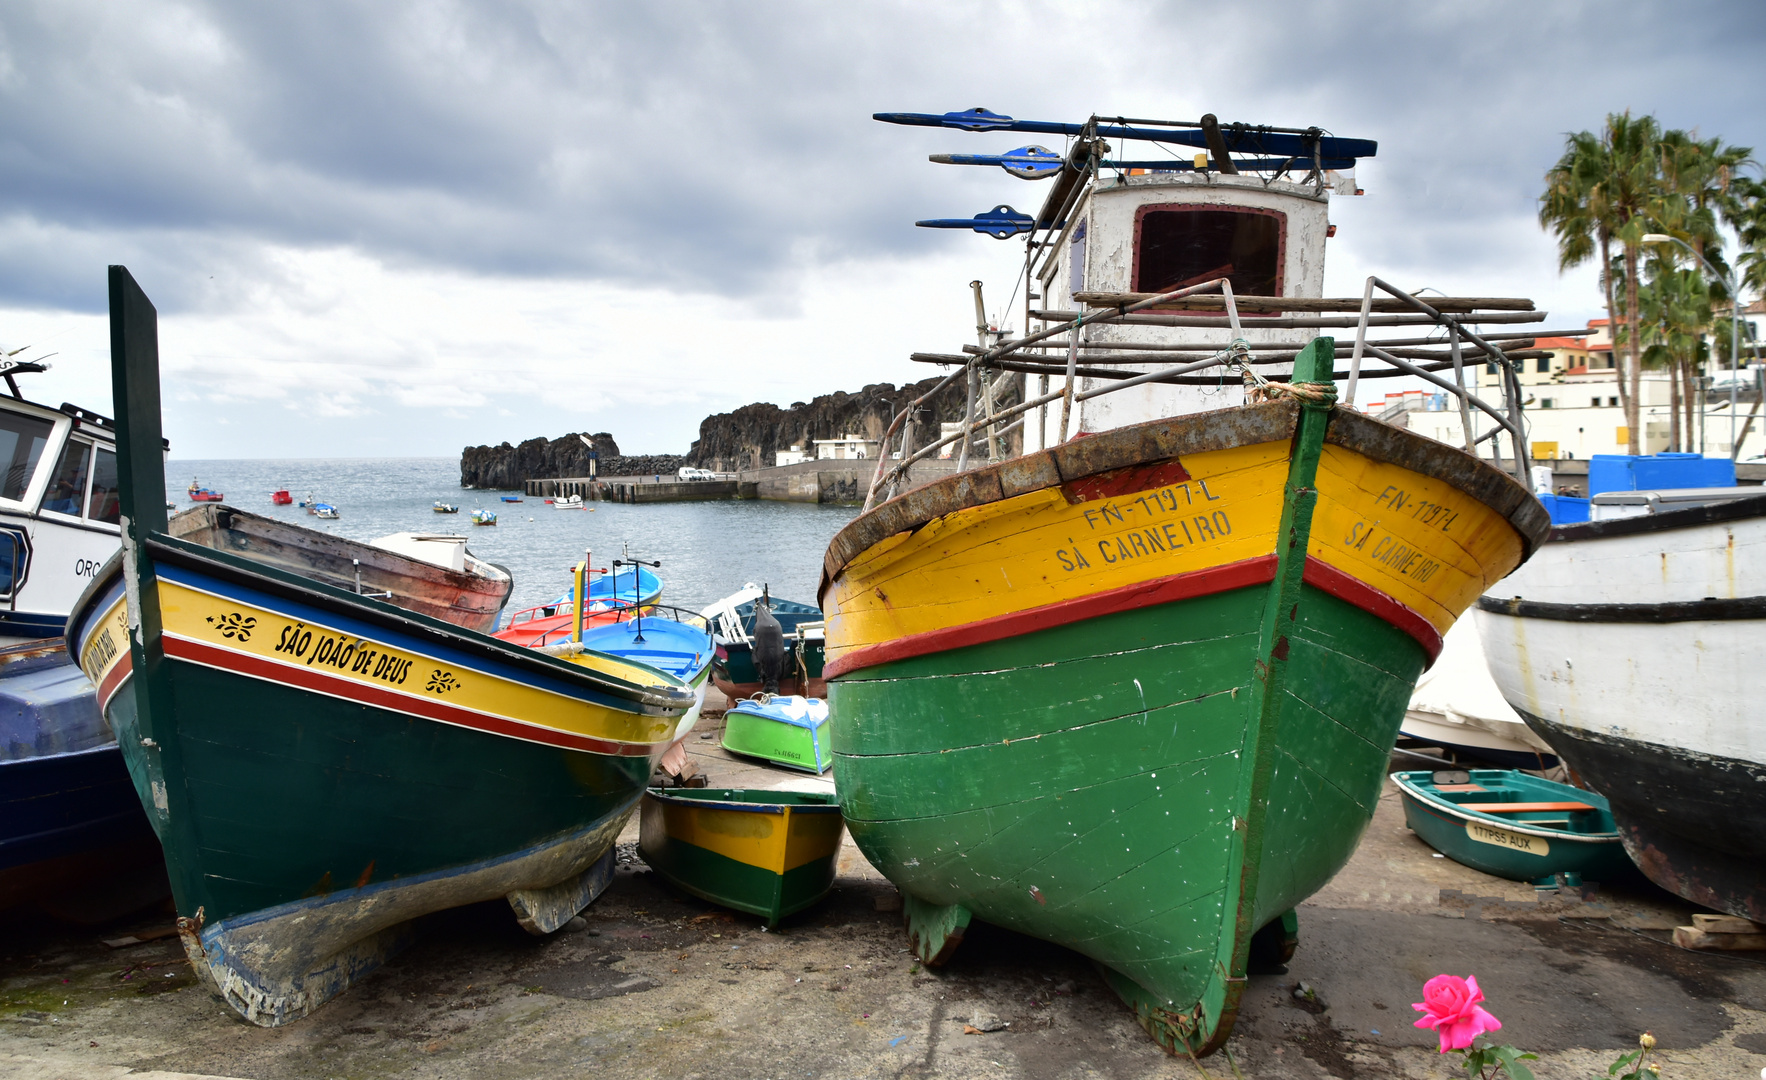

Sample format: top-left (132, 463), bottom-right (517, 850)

top-left (169, 505), bottom-right (512, 633)
top-left (639, 789), bottom-right (842, 926)
top-left (824, 338), bottom-right (1542, 1055)
top-left (74, 268), bottom-right (696, 1028)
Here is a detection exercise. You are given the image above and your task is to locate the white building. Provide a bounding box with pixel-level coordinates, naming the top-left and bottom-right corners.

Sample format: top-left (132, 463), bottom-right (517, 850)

top-left (813, 434), bottom-right (878, 461)
top-left (1381, 317), bottom-right (1765, 463)
top-left (775, 444), bottom-right (808, 467)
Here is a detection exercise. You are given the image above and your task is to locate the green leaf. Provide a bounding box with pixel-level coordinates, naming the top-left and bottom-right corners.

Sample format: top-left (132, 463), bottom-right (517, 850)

top-left (1487, 1045), bottom-right (1538, 1080)
top-left (1608, 1049), bottom-right (1642, 1076)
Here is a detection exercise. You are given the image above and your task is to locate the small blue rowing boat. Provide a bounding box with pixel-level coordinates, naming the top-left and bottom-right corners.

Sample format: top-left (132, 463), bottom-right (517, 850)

top-left (550, 565), bottom-right (663, 611)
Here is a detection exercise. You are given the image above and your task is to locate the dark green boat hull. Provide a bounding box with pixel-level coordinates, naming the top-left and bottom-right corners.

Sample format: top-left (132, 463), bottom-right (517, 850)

top-left (834, 582), bottom-right (1423, 1026)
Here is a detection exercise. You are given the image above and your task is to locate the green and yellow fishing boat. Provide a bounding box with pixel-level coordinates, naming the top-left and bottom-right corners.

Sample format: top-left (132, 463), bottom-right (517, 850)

top-left (639, 787), bottom-right (843, 925)
top-left (68, 268), bottom-right (696, 1026)
top-left (823, 109), bottom-right (1552, 1056)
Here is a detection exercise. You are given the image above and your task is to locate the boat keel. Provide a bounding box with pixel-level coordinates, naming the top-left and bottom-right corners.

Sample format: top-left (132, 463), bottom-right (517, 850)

top-left (178, 905), bottom-right (415, 1028)
top-left (1098, 962), bottom-right (1219, 1057)
top-left (508, 846), bottom-right (619, 935)
top-left (902, 894), bottom-right (970, 965)
top-left (1618, 816), bottom-right (1766, 924)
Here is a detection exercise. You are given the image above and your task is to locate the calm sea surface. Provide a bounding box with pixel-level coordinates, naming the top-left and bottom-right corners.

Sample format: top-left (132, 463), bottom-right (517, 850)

top-left (164, 459), bottom-right (860, 616)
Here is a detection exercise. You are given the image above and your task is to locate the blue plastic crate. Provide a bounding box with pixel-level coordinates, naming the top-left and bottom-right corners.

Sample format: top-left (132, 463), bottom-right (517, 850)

top-left (1587, 453), bottom-right (1734, 495)
top-left (1537, 494), bottom-right (1590, 524)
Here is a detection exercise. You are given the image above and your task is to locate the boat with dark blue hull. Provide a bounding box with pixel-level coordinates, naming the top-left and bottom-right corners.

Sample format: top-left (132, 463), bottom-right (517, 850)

top-left (0, 356), bottom-right (174, 917)
top-left (0, 637), bottom-right (166, 918)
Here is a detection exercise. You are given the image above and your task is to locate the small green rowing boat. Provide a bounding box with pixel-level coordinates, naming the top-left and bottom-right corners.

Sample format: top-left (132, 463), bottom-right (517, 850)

top-left (720, 696), bottom-right (832, 774)
top-left (1392, 769), bottom-right (1631, 886)
top-left (639, 788), bottom-right (843, 926)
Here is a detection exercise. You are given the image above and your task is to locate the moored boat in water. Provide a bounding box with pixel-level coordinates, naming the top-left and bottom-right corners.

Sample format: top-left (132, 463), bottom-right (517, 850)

top-left (821, 109), bottom-right (1553, 1056)
top-left (1476, 469), bottom-right (1766, 922)
top-left (433, 501), bottom-right (459, 514)
top-left (471, 508), bottom-right (496, 526)
top-left (186, 478), bottom-right (223, 502)
top-left (270, 488), bottom-right (292, 506)
top-left (70, 267), bottom-right (698, 1027)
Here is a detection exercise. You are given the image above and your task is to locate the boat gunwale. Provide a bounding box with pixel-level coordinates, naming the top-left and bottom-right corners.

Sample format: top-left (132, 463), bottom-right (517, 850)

top-left (642, 787), bottom-right (841, 814)
top-left (132, 534), bottom-right (695, 713)
top-left (169, 503), bottom-right (510, 596)
top-left (1474, 593), bottom-right (1766, 625)
top-left (1388, 772), bottom-right (1620, 843)
top-left (818, 400), bottom-right (1546, 604)
top-left (1543, 489), bottom-right (1766, 543)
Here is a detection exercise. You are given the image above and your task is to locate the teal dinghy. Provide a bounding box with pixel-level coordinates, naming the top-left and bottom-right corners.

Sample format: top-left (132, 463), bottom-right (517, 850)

top-left (1392, 769), bottom-right (1632, 886)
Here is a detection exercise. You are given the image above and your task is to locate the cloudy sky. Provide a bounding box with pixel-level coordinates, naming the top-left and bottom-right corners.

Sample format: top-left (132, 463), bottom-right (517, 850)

top-left (0, 0), bottom-right (1760, 459)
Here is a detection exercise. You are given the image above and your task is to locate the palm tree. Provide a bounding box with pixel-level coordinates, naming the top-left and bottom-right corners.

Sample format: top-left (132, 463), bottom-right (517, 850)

top-left (1541, 113), bottom-right (1664, 454)
top-left (1635, 262), bottom-right (1712, 451)
top-left (1735, 176), bottom-right (1766, 299)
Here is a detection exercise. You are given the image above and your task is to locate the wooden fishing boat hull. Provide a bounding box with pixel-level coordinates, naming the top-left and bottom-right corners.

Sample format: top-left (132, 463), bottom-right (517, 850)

top-left (1390, 770), bottom-right (1629, 885)
top-left (704, 590), bottom-right (825, 698)
top-left (820, 345), bottom-right (1545, 1055)
top-left (70, 545), bottom-right (690, 1025)
top-left (72, 267), bottom-right (697, 1027)
top-left (170, 504), bottom-right (511, 633)
top-left (1475, 495), bottom-right (1766, 922)
top-left (721, 698), bottom-right (833, 774)
top-left (639, 788), bottom-right (842, 926)
top-left (711, 640), bottom-right (826, 700)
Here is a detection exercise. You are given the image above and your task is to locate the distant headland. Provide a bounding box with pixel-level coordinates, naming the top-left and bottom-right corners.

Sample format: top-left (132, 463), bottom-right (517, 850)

top-left (459, 376), bottom-right (968, 488)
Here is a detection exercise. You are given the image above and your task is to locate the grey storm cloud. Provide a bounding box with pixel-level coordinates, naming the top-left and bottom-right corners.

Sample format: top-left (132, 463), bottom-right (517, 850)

top-left (0, 0), bottom-right (1761, 316)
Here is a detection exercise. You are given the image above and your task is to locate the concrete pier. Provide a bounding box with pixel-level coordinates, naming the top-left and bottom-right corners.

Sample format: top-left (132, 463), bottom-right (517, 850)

top-left (523, 458), bottom-right (963, 505)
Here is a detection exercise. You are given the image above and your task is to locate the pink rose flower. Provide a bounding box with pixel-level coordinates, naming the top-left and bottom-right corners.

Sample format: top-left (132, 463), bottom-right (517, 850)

top-left (1412, 974), bottom-right (1503, 1052)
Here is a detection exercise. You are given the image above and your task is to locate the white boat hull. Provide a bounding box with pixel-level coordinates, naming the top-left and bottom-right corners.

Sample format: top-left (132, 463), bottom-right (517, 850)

top-left (1474, 494), bottom-right (1766, 920)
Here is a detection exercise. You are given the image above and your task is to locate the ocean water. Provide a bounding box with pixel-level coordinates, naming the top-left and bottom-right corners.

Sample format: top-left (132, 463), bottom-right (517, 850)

top-left (166, 459), bottom-right (861, 616)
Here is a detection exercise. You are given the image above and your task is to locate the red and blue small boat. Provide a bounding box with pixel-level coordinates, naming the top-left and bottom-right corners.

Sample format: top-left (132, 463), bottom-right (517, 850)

top-left (187, 479), bottom-right (223, 502)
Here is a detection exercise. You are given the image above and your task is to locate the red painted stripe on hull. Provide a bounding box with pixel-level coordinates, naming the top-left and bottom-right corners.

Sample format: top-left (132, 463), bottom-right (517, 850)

top-left (161, 635), bottom-right (658, 757)
top-left (96, 650), bottom-right (134, 713)
top-left (1299, 557), bottom-right (1443, 663)
top-left (825, 553), bottom-right (1446, 679)
top-left (825, 556), bottom-right (1279, 679)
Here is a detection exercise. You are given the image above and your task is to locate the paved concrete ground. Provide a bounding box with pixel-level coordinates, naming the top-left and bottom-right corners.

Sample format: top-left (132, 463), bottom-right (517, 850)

top-left (5, 714), bottom-right (1765, 1079)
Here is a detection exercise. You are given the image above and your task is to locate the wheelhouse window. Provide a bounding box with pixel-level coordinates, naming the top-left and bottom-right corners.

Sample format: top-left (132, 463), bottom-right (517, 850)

top-left (0, 412), bottom-right (52, 503)
top-left (42, 437), bottom-right (91, 516)
top-left (88, 446), bottom-right (120, 525)
top-left (1132, 206), bottom-right (1283, 300)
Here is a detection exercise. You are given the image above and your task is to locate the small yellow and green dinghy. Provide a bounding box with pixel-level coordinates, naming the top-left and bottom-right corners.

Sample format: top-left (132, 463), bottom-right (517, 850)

top-left (639, 788), bottom-right (843, 926)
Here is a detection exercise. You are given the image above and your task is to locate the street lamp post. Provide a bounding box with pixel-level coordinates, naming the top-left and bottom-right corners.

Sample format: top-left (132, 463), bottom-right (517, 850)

top-left (1641, 233), bottom-right (1751, 459)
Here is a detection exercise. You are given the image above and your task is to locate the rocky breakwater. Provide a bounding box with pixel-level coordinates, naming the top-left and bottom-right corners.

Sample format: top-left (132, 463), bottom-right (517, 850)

top-left (459, 432), bottom-right (685, 489)
top-left (687, 377), bottom-right (974, 472)
top-left (459, 374), bottom-right (1006, 489)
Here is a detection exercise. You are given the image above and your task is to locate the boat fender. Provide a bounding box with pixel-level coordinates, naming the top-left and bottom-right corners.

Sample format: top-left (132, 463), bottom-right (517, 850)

top-left (753, 588), bottom-right (786, 695)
